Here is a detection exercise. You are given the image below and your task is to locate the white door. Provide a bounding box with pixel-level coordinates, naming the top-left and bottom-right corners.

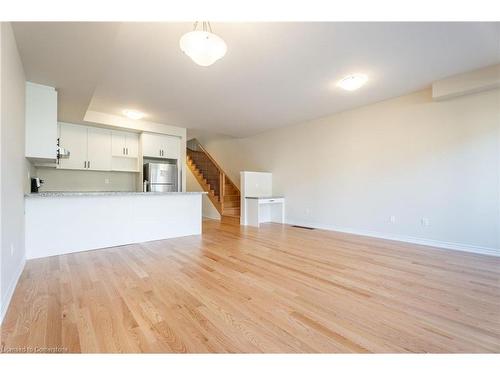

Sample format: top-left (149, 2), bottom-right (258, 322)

top-left (58, 123), bottom-right (88, 170)
top-left (163, 135), bottom-right (180, 159)
top-left (125, 132), bottom-right (139, 157)
top-left (87, 127), bottom-right (112, 171)
top-left (111, 131), bottom-right (127, 157)
top-left (142, 133), bottom-right (164, 158)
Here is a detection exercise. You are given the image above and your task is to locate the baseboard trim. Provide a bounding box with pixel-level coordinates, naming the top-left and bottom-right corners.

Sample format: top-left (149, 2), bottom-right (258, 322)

top-left (285, 220), bottom-right (500, 257)
top-left (0, 257), bottom-right (26, 324)
top-left (202, 214), bottom-right (221, 220)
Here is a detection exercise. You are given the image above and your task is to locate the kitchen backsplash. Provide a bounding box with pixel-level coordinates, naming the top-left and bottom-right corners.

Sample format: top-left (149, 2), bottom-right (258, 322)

top-left (34, 167), bottom-right (137, 192)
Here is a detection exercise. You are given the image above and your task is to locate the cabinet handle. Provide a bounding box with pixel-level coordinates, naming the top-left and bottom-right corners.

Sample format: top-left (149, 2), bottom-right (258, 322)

top-left (84, 161), bottom-right (87, 168)
top-left (123, 147), bottom-right (125, 155)
top-left (88, 161), bottom-right (91, 169)
top-left (126, 148), bottom-right (129, 155)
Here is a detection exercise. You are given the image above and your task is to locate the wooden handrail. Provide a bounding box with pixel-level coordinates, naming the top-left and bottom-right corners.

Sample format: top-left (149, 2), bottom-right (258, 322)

top-left (187, 140), bottom-right (242, 223)
top-left (189, 140), bottom-right (240, 195)
top-left (220, 171), bottom-right (225, 211)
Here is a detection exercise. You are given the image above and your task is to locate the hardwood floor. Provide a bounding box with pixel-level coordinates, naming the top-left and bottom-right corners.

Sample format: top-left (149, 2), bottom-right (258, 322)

top-left (1, 219), bottom-right (499, 353)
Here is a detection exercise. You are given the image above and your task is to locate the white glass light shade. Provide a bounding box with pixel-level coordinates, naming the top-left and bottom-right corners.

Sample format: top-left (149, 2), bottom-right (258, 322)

top-left (179, 31), bottom-right (227, 67)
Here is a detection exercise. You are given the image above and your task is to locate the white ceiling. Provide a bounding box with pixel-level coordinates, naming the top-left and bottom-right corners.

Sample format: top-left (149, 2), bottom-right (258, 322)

top-left (12, 22), bottom-right (500, 137)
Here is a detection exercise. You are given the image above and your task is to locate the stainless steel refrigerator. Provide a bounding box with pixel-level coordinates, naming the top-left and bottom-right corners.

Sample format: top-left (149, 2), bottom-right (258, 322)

top-left (144, 162), bottom-right (178, 192)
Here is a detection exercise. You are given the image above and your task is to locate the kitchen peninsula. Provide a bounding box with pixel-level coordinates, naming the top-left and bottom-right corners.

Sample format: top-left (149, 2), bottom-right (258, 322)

top-left (25, 191), bottom-right (205, 259)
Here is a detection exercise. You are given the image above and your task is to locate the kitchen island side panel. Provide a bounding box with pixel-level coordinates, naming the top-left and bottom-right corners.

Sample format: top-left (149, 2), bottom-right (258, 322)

top-left (25, 193), bottom-right (203, 259)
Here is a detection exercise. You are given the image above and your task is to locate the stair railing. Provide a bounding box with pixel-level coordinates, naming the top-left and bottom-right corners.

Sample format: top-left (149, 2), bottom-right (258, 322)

top-left (187, 138), bottom-right (240, 213)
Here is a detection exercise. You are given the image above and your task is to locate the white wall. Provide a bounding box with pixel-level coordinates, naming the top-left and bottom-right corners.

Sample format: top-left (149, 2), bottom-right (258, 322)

top-left (0, 22), bottom-right (27, 322)
top-left (186, 163), bottom-right (221, 220)
top-left (433, 64), bottom-right (500, 100)
top-left (197, 88), bottom-right (500, 255)
top-left (34, 167), bottom-right (137, 192)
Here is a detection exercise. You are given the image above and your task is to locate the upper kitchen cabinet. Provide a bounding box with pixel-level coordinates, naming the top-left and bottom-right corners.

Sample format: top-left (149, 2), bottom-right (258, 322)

top-left (58, 123), bottom-right (112, 171)
top-left (111, 130), bottom-right (139, 172)
top-left (163, 135), bottom-right (181, 159)
top-left (58, 123), bottom-right (88, 170)
top-left (142, 133), bottom-right (180, 160)
top-left (25, 82), bottom-right (58, 161)
top-left (111, 130), bottom-right (139, 158)
top-left (87, 127), bottom-right (112, 171)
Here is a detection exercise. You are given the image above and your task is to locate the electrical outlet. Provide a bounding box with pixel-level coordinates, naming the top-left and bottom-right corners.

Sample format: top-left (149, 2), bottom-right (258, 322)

top-left (104, 178), bottom-right (110, 184)
top-left (305, 208), bottom-right (311, 216)
top-left (390, 215), bottom-right (396, 224)
top-left (421, 217), bottom-right (430, 226)
top-left (10, 243), bottom-right (14, 256)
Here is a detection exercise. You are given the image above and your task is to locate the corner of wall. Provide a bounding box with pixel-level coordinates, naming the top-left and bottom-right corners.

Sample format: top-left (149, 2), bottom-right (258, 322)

top-left (0, 21), bottom-right (27, 325)
top-left (0, 256), bottom-right (25, 324)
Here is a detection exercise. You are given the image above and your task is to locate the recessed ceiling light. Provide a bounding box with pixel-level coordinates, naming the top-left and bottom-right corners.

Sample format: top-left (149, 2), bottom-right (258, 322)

top-left (123, 110), bottom-right (145, 120)
top-left (337, 74), bottom-right (368, 91)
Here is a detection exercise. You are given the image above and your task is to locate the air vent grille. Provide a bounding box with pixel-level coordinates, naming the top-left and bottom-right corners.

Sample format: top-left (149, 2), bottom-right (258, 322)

top-left (291, 225), bottom-right (315, 230)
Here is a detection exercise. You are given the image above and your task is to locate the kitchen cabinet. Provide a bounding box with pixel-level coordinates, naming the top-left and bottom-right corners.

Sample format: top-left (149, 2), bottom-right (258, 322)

top-left (25, 82), bottom-right (58, 161)
top-left (58, 123), bottom-right (88, 170)
top-left (142, 133), bottom-right (163, 158)
top-left (142, 133), bottom-right (180, 160)
top-left (58, 123), bottom-right (111, 171)
top-left (112, 131), bottom-right (139, 158)
top-left (87, 127), bottom-right (112, 171)
top-left (163, 135), bottom-right (180, 159)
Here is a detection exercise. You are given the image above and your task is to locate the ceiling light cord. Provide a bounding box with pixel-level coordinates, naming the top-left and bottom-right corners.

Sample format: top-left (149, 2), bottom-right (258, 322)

top-left (192, 21), bottom-right (213, 33)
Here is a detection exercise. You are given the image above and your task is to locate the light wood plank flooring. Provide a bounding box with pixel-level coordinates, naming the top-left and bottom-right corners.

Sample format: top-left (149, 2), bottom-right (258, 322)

top-left (1, 220), bottom-right (499, 353)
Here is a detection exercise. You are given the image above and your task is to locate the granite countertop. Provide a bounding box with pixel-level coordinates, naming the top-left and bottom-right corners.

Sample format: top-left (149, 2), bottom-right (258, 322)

top-left (25, 191), bottom-right (207, 198)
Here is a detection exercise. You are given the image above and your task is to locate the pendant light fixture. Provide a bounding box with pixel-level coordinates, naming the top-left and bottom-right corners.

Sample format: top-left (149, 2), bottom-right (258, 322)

top-left (179, 22), bottom-right (227, 67)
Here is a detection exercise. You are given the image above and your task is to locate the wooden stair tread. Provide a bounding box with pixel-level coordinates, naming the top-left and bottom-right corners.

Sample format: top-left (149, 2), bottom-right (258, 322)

top-left (187, 143), bottom-right (241, 225)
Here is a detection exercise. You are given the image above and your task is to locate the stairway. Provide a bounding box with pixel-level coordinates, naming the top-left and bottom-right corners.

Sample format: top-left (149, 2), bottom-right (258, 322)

top-left (186, 140), bottom-right (241, 225)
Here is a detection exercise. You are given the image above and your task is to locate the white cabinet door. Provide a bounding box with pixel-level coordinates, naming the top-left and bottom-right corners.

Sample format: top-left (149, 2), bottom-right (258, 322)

top-left (142, 133), bottom-right (180, 159)
top-left (25, 82), bottom-right (58, 160)
top-left (142, 133), bottom-right (164, 158)
top-left (111, 131), bottom-right (127, 157)
top-left (163, 135), bottom-right (180, 159)
top-left (87, 127), bottom-right (112, 171)
top-left (125, 133), bottom-right (139, 158)
top-left (112, 131), bottom-right (139, 158)
top-left (58, 123), bottom-right (88, 170)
